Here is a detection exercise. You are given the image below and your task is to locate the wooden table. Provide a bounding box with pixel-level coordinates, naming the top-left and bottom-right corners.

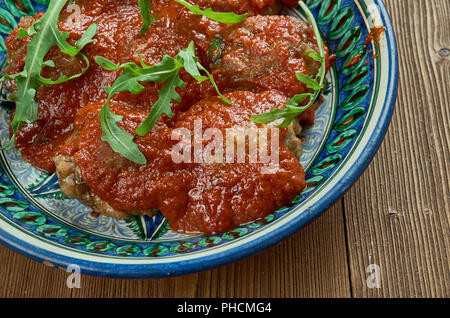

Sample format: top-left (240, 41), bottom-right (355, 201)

top-left (0, 0), bottom-right (448, 298)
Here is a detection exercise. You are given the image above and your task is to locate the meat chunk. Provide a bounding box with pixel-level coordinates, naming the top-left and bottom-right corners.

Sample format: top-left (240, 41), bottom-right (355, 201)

top-left (283, 118), bottom-right (303, 159)
top-left (2, 14), bottom-right (40, 93)
top-left (56, 90), bottom-right (306, 234)
top-left (209, 15), bottom-right (327, 97)
top-left (54, 155), bottom-right (158, 219)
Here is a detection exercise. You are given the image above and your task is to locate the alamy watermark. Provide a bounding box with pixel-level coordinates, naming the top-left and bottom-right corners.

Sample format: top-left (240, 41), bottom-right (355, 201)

top-left (66, 4), bottom-right (81, 25)
top-left (366, 264), bottom-right (381, 289)
top-left (66, 264), bottom-right (81, 289)
top-left (171, 119), bottom-right (281, 174)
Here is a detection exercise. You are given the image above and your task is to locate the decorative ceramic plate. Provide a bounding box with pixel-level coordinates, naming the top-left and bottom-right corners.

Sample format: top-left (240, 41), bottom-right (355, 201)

top-left (0, 0), bottom-right (398, 278)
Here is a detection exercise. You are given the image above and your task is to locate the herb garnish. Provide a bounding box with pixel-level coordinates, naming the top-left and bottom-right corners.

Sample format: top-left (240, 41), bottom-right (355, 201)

top-left (250, 1), bottom-right (326, 128)
top-left (95, 41), bottom-right (230, 164)
top-left (0, 0), bottom-right (98, 149)
top-left (138, 0), bottom-right (158, 34)
top-left (174, 0), bottom-right (248, 24)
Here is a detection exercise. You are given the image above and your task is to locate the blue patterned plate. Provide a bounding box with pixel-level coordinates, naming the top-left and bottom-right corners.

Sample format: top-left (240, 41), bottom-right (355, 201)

top-left (0, 0), bottom-right (398, 277)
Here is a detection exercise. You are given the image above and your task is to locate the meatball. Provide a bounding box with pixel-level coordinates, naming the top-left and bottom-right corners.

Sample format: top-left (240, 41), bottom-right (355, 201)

top-left (2, 14), bottom-right (41, 93)
top-left (209, 15), bottom-right (326, 97)
top-left (54, 154), bottom-right (158, 219)
top-left (279, 0), bottom-right (300, 7)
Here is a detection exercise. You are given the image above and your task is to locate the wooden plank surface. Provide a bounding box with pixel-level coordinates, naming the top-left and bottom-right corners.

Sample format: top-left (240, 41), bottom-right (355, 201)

top-left (0, 0), bottom-right (448, 298)
top-left (343, 0), bottom-right (449, 297)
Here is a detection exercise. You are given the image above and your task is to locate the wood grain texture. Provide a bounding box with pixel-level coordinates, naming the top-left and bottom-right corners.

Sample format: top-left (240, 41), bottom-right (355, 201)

top-left (0, 0), bottom-right (448, 298)
top-left (343, 0), bottom-right (449, 298)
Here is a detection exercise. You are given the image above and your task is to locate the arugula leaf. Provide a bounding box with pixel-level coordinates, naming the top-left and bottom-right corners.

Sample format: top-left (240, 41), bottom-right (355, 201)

top-left (286, 93), bottom-right (312, 105)
top-left (197, 62), bottom-right (231, 105)
top-left (252, 91), bottom-right (313, 128)
top-left (96, 41), bottom-right (229, 163)
top-left (174, 0), bottom-right (248, 24)
top-left (295, 72), bottom-right (324, 90)
top-left (94, 56), bottom-right (125, 71)
top-left (75, 24), bottom-right (98, 50)
top-left (306, 50), bottom-right (323, 62)
top-left (0, 0), bottom-right (97, 149)
top-left (95, 54), bottom-right (182, 104)
top-left (135, 71), bottom-right (185, 136)
top-left (99, 104), bottom-right (147, 165)
top-left (250, 1), bottom-right (326, 127)
top-left (177, 41), bottom-right (206, 82)
top-left (138, 0), bottom-right (157, 34)
top-left (177, 41), bottom-right (230, 104)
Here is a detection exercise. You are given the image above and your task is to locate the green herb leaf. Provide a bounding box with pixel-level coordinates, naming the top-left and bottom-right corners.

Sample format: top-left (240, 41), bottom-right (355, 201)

top-left (76, 23), bottom-right (98, 50)
top-left (135, 71), bottom-right (185, 136)
top-left (138, 0), bottom-right (157, 34)
top-left (96, 41), bottom-right (229, 163)
top-left (250, 1), bottom-right (326, 126)
top-left (286, 93), bottom-right (312, 107)
top-left (177, 41), bottom-right (206, 82)
top-left (196, 62), bottom-right (232, 105)
top-left (96, 54), bottom-right (182, 103)
top-left (0, 0), bottom-right (98, 149)
top-left (99, 104), bottom-right (147, 165)
top-left (295, 72), bottom-right (324, 90)
top-left (306, 49), bottom-right (323, 63)
top-left (94, 56), bottom-right (125, 71)
top-left (38, 56), bottom-right (90, 85)
top-left (251, 106), bottom-right (306, 128)
top-left (174, 0), bottom-right (248, 24)
top-left (17, 29), bottom-right (30, 38)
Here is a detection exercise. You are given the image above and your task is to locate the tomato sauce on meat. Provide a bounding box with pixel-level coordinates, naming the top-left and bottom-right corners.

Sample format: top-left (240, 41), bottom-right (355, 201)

top-left (3, 0), bottom-right (328, 234)
top-left (209, 15), bottom-right (331, 124)
top-left (61, 91), bottom-right (305, 234)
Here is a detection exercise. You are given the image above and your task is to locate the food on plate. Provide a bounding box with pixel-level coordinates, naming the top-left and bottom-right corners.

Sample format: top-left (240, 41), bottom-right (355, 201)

top-left (210, 15), bottom-right (325, 95)
top-left (55, 91), bottom-right (306, 234)
top-left (1, 0), bottom-right (331, 234)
